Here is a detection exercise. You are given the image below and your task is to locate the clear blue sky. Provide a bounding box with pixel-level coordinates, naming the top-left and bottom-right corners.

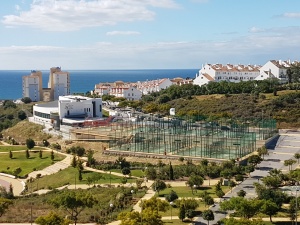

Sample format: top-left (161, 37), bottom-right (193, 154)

top-left (0, 0), bottom-right (300, 70)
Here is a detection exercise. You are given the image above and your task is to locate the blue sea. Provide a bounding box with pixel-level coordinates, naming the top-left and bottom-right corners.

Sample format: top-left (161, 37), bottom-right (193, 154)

top-left (0, 69), bottom-right (199, 100)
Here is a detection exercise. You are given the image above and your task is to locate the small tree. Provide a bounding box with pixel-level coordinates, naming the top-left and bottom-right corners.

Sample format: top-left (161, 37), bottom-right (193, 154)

top-left (9, 151), bottom-right (12, 159)
top-left (13, 167), bottom-right (22, 176)
top-left (152, 180), bottom-right (167, 195)
top-left (169, 162), bottom-right (174, 180)
top-left (0, 198), bottom-right (13, 217)
top-left (178, 204), bottom-right (186, 221)
top-left (50, 150), bottom-right (54, 161)
top-left (122, 167), bottom-right (131, 176)
top-left (237, 189), bottom-right (247, 197)
top-left (165, 190), bottom-right (178, 202)
top-left (39, 150), bottom-right (43, 159)
top-left (25, 149), bottom-right (30, 159)
top-left (71, 155), bottom-right (77, 168)
top-left (35, 211), bottom-right (70, 225)
top-left (78, 169), bottom-right (82, 181)
top-left (202, 209), bottom-right (214, 225)
top-left (49, 190), bottom-right (96, 225)
top-left (26, 138), bottom-right (35, 150)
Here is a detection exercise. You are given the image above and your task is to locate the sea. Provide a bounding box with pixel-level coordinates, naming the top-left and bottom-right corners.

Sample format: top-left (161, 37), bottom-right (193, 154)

top-left (0, 69), bottom-right (199, 100)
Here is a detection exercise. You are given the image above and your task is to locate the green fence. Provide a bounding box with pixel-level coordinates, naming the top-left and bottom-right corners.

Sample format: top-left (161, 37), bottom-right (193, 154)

top-left (106, 116), bottom-right (277, 160)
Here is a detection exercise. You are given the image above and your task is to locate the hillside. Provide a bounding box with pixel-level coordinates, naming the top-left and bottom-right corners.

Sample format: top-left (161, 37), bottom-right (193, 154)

top-left (168, 91), bottom-right (300, 129)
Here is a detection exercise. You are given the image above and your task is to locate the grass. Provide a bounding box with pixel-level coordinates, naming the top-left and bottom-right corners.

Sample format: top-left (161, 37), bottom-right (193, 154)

top-left (0, 151), bottom-right (65, 176)
top-left (163, 219), bottom-right (192, 225)
top-left (27, 166), bottom-right (137, 191)
top-left (161, 201), bottom-right (208, 217)
top-left (0, 146), bottom-right (46, 152)
top-left (111, 169), bottom-right (145, 177)
top-left (157, 185), bottom-right (230, 198)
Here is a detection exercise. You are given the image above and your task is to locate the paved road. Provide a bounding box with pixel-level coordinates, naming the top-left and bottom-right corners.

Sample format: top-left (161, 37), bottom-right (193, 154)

top-left (194, 130), bottom-right (300, 225)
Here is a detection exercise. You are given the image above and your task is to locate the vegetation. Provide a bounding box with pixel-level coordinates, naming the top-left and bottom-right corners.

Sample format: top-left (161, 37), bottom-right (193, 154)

top-left (0, 151), bottom-right (65, 177)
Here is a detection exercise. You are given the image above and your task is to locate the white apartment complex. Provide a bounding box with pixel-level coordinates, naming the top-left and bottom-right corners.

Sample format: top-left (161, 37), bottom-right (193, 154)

top-left (193, 60), bottom-right (298, 86)
top-left (94, 81), bottom-right (142, 100)
top-left (22, 67), bottom-right (70, 102)
top-left (136, 78), bottom-right (173, 95)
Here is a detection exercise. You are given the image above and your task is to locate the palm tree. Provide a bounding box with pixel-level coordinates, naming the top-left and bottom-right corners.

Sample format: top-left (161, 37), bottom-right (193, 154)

top-left (294, 153), bottom-right (300, 164)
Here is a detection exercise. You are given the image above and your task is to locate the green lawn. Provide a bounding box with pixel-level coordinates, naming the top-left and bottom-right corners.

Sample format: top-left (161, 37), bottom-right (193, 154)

top-left (163, 219), bottom-right (192, 225)
top-left (157, 185), bottom-right (230, 198)
top-left (161, 201), bottom-right (208, 217)
top-left (111, 169), bottom-right (145, 177)
top-left (27, 166), bottom-right (137, 191)
top-left (0, 151), bottom-right (65, 176)
top-left (0, 145), bottom-right (46, 152)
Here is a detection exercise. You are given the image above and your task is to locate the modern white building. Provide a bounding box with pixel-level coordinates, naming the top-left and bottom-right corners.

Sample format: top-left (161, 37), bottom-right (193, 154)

top-left (22, 70), bottom-right (43, 102)
top-left (32, 95), bottom-right (102, 129)
top-left (94, 81), bottom-right (142, 100)
top-left (193, 63), bottom-right (261, 86)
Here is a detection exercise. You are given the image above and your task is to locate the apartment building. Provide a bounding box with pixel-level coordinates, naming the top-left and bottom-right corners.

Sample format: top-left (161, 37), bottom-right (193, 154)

top-left (22, 70), bottom-right (43, 102)
top-left (94, 81), bottom-right (142, 100)
top-left (22, 67), bottom-right (70, 102)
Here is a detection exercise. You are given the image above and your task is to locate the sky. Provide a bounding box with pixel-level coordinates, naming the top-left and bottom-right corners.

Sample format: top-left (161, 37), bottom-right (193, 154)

top-left (0, 0), bottom-right (300, 70)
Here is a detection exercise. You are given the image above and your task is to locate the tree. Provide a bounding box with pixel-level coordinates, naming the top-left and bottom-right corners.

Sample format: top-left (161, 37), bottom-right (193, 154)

top-left (215, 181), bottom-right (225, 198)
top-left (228, 180), bottom-right (236, 193)
top-left (13, 167), bottom-right (22, 177)
top-left (284, 159), bottom-right (297, 171)
top-left (186, 174), bottom-right (204, 193)
top-left (295, 153), bottom-right (300, 164)
top-left (49, 190), bottom-right (96, 225)
top-left (165, 190), bottom-right (178, 202)
top-left (116, 156), bottom-right (130, 169)
top-left (237, 190), bottom-right (246, 197)
top-left (0, 198), bottom-right (12, 217)
top-left (247, 155), bottom-right (262, 167)
top-left (169, 162), bottom-right (174, 180)
top-left (71, 155), bottom-right (77, 168)
top-left (122, 167), bottom-right (131, 176)
top-left (178, 204), bottom-right (186, 221)
top-left (220, 197), bottom-right (263, 219)
top-left (9, 150), bottom-right (12, 159)
top-left (145, 167), bottom-right (157, 180)
top-left (118, 209), bottom-right (163, 225)
top-left (51, 150), bottom-right (54, 161)
top-left (78, 169), bottom-right (82, 181)
top-left (17, 110), bottom-right (27, 120)
top-left (152, 180), bottom-right (167, 194)
top-left (140, 197), bottom-right (169, 213)
top-left (25, 149), bottom-right (30, 159)
top-left (260, 199), bottom-right (280, 222)
top-left (257, 145), bottom-right (268, 159)
top-left (202, 209), bottom-right (214, 225)
top-left (26, 138), bottom-right (35, 150)
top-left (43, 139), bottom-right (50, 147)
top-left (201, 191), bottom-right (214, 207)
top-left (21, 97), bottom-right (32, 104)
top-left (39, 150), bottom-right (43, 159)
top-left (35, 211), bottom-right (70, 225)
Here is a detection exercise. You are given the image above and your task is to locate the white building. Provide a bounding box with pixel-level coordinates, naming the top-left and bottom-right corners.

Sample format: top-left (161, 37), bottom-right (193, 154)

top-left (22, 70), bottom-right (43, 102)
top-left (136, 78), bottom-right (173, 95)
top-left (193, 63), bottom-right (261, 86)
top-left (32, 95), bottom-right (102, 129)
top-left (256, 60), bottom-right (298, 82)
top-left (94, 81), bottom-right (142, 100)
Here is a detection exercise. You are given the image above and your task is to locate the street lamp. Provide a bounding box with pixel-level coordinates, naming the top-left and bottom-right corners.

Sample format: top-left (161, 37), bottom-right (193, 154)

top-left (193, 184), bottom-right (197, 194)
top-left (170, 201), bottom-right (174, 220)
top-left (296, 189), bottom-right (299, 225)
top-left (109, 203), bottom-right (114, 220)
